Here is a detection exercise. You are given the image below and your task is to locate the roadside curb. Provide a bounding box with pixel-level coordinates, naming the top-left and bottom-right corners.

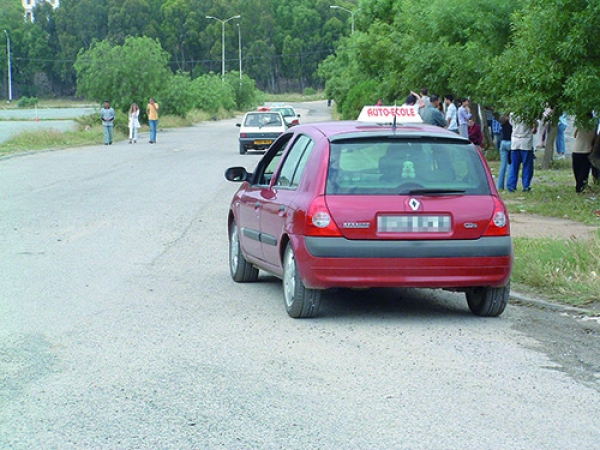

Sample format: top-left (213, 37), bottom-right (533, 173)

top-left (511, 289), bottom-right (599, 315)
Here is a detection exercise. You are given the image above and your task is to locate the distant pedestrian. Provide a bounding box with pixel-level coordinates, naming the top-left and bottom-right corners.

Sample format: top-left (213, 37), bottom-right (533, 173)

top-left (147, 98), bottom-right (160, 143)
top-left (496, 114), bottom-right (512, 191)
top-left (507, 114), bottom-right (537, 192)
top-left (491, 114), bottom-right (502, 149)
top-left (376, 98), bottom-right (383, 106)
top-left (419, 94), bottom-right (445, 127)
top-left (572, 115), bottom-right (599, 193)
top-left (555, 112), bottom-right (568, 159)
top-left (100, 100), bottom-right (115, 145)
top-left (458, 98), bottom-right (472, 139)
top-left (128, 102), bottom-right (141, 144)
top-left (444, 95), bottom-right (458, 133)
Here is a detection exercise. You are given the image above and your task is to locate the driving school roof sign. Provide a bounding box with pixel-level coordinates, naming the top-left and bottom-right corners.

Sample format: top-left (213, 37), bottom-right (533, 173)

top-left (357, 105), bottom-right (423, 124)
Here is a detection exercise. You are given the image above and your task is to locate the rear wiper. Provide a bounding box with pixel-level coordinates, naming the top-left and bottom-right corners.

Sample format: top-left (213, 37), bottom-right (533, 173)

top-left (407, 189), bottom-right (466, 195)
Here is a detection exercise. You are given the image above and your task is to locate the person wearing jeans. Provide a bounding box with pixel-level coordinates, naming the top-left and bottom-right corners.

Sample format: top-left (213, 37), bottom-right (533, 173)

top-left (507, 114), bottom-right (537, 192)
top-left (147, 98), bottom-right (159, 143)
top-left (555, 113), bottom-right (568, 159)
top-left (496, 115), bottom-right (512, 191)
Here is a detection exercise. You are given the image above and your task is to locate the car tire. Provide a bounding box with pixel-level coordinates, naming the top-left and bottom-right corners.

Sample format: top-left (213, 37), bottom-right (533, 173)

top-left (239, 143), bottom-right (246, 155)
top-left (282, 244), bottom-right (321, 318)
top-left (229, 221), bottom-right (258, 282)
top-left (466, 283), bottom-right (510, 317)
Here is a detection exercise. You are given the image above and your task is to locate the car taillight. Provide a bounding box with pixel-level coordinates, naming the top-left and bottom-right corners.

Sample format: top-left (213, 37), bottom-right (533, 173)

top-left (306, 196), bottom-right (342, 237)
top-left (291, 119), bottom-right (299, 126)
top-left (483, 197), bottom-right (510, 236)
top-left (240, 133), bottom-right (247, 138)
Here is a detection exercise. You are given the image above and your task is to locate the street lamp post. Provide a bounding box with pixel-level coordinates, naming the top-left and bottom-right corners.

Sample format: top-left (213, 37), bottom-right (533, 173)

top-left (4, 30), bottom-right (12, 103)
top-left (205, 15), bottom-right (241, 79)
top-left (237, 23), bottom-right (242, 82)
top-left (330, 5), bottom-right (360, 35)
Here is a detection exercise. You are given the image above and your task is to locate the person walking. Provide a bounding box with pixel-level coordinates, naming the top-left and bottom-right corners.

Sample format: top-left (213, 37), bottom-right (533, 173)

top-left (128, 103), bottom-right (141, 143)
top-left (147, 98), bottom-right (159, 143)
top-left (507, 115), bottom-right (537, 192)
top-left (100, 100), bottom-right (115, 145)
top-left (496, 114), bottom-right (512, 191)
top-left (458, 98), bottom-right (472, 139)
top-left (572, 117), bottom-right (598, 193)
top-left (444, 95), bottom-right (458, 133)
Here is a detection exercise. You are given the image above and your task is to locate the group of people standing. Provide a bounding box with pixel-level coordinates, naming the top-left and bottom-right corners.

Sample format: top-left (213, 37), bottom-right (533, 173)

top-left (100, 98), bottom-right (160, 145)
top-left (409, 88), bottom-right (599, 194)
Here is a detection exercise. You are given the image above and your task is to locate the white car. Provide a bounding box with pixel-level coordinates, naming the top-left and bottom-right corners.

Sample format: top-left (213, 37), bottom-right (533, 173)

top-left (236, 111), bottom-right (286, 155)
top-left (269, 105), bottom-right (301, 127)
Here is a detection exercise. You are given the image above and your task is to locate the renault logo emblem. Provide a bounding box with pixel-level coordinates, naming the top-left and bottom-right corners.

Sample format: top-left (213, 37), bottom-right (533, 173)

top-left (408, 198), bottom-right (421, 211)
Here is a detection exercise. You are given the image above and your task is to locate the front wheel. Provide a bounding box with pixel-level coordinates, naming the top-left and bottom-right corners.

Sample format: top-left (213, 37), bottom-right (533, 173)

top-left (282, 244), bottom-right (321, 318)
top-left (229, 221), bottom-right (258, 282)
top-left (466, 283), bottom-right (510, 317)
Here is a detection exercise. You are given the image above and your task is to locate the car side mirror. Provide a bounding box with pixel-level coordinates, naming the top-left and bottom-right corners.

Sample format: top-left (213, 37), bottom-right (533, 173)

top-left (297, 114), bottom-right (301, 117)
top-left (236, 123), bottom-right (241, 127)
top-left (225, 166), bottom-right (251, 182)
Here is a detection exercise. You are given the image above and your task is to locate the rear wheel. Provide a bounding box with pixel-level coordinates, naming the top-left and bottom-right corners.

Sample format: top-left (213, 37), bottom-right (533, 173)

top-left (239, 143), bottom-right (246, 155)
top-left (466, 283), bottom-right (510, 317)
top-left (282, 244), bottom-right (321, 318)
top-left (229, 221), bottom-right (258, 282)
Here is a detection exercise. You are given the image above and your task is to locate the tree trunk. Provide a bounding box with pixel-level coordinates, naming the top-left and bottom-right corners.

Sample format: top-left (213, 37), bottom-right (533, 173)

top-left (541, 125), bottom-right (557, 170)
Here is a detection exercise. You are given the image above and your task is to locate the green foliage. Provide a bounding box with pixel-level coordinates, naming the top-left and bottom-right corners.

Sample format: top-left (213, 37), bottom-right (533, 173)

top-left (224, 72), bottom-right (264, 110)
top-left (157, 71), bottom-right (195, 117)
top-left (17, 96), bottom-right (39, 108)
top-left (190, 73), bottom-right (236, 113)
top-left (341, 79), bottom-right (379, 120)
top-left (74, 36), bottom-right (172, 112)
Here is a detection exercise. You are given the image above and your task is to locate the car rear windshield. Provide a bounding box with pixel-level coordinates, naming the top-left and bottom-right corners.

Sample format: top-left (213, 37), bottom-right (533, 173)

top-left (327, 138), bottom-right (490, 195)
top-left (244, 113), bottom-right (283, 127)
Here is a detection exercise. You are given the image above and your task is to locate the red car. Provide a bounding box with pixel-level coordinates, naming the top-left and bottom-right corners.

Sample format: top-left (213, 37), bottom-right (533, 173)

top-left (225, 109), bottom-right (513, 318)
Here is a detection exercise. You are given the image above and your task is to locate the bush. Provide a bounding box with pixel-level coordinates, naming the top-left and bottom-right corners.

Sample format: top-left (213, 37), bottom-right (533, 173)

top-left (158, 72), bottom-right (195, 117)
top-left (191, 73), bottom-right (236, 113)
top-left (224, 72), bottom-right (264, 110)
top-left (17, 97), bottom-right (39, 108)
top-left (341, 80), bottom-right (379, 120)
top-left (303, 87), bottom-right (317, 96)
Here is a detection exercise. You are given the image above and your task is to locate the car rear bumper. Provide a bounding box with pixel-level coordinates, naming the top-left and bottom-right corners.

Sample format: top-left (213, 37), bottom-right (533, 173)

top-left (292, 236), bottom-right (513, 289)
top-left (239, 134), bottom-right (281, 150)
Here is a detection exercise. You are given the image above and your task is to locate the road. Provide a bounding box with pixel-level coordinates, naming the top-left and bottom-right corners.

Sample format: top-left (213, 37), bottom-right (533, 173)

top-left (1, 101), bottom-right (599, 449)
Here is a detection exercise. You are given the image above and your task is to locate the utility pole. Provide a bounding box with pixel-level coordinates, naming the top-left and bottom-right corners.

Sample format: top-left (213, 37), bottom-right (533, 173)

top-left (4, 30), bottom-right (12, 103)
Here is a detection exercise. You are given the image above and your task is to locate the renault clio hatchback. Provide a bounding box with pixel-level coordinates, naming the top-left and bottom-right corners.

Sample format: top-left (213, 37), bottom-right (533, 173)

top-left (225, 106), bottom-right (513, 318)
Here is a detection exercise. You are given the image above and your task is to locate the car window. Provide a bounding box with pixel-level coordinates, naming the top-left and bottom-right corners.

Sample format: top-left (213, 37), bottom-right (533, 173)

top-left (275, 135), bottom-right (314, 188)
top-left (244, 113), bottom-right (283, 127)
top-left (327, 139), bottom-right (489, 195)
top-left (253, 134), bottom-right (294, 186)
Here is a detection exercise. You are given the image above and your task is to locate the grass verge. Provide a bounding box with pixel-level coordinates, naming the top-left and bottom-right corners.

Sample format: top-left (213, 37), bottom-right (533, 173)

top-left (488, 152), bottom-right (600, 309)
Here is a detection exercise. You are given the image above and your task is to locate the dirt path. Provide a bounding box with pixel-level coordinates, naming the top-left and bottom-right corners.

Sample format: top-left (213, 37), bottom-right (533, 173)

top-left (510, 213), bottom-right (599, 240)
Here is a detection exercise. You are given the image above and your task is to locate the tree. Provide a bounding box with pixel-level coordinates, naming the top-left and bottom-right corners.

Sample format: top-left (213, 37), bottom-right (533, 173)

top-left (74, 36), bottom-right (171, 112)
top-left (485, 0), bottom-right (600, 168)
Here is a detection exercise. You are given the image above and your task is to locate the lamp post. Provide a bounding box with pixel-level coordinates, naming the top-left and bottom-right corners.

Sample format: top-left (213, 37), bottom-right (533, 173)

top-left (330, 5), bottom-right (360, 35)
top-left (205, 15), bottom-right (241, 79)
top-left (237, 23), bottom-right (242, 82)
top-left (4, 30), bottom-right (12, 103)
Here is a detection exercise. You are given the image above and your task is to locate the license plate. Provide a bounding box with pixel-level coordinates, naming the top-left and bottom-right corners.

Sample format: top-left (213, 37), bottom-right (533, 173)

top-left (254, 140), bottom-right (272, 145)
top-left (378, 215), bottom-right (451, 232)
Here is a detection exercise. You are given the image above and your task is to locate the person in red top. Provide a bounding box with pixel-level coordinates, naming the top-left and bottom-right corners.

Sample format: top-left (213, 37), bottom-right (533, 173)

top-left (468, 118), bottom-right (483, 149)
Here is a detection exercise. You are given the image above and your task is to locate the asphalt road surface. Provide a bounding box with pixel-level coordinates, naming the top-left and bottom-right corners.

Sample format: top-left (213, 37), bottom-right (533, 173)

top-left (1, 102), bottom-right (599, 449)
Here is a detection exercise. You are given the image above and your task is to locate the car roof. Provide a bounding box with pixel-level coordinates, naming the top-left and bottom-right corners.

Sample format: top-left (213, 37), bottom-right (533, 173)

top-left (291, 120), bottom-right (470, 143)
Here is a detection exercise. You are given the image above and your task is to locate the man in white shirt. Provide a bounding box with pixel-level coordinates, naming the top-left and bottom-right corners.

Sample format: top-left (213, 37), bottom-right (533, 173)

top-left (444, 95), bottom-right (458, 133)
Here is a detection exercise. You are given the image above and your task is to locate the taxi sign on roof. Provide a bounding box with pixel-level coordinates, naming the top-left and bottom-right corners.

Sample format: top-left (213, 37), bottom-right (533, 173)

top-left (357, 105), bottom-right (423, 124)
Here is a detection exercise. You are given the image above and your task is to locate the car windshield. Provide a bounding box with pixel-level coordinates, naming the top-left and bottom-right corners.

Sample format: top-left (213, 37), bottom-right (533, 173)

top-left (327, 138), bottom-right (490, 195)
top-left (244, 113), bottom-right (283, 127)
